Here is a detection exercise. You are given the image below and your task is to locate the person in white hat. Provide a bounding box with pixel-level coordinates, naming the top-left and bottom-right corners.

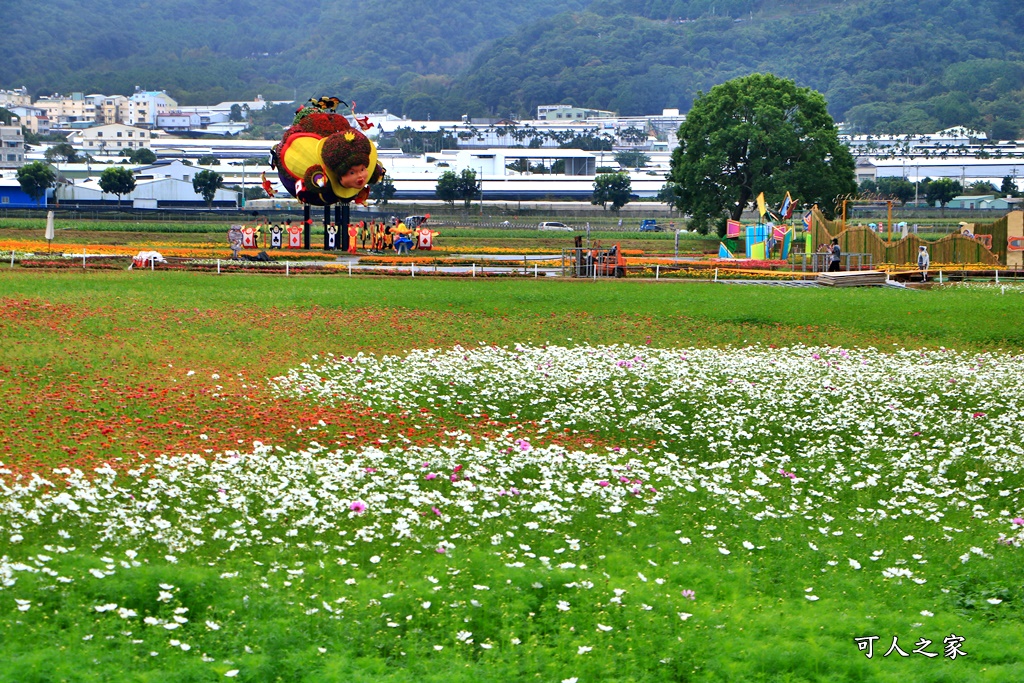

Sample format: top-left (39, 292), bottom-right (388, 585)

top-left (918, 245), bottom-right (930, 282)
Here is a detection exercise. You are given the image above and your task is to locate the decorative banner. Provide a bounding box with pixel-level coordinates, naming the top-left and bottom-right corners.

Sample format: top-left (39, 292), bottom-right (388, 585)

top-left (779, 192), bottom-right (793, 219)
top-left (718, 242), bottom-right (734, 259)
top-left (802, 211), bottom-right (813, 230)
top-left (726, 219), bottom-right (741, 238)
top-left (241, 226), bottom-right (257, 248)
top-left (756, 192), bottom-right (766, 217)
top-left (772, 224), bottom-right (788, 241)
top-left (1008, 235), bottom-right (1024, 252)
top-left (287, 225), bottom-right (303, 248)
top-left (750, 240), bottom-right (767, 260)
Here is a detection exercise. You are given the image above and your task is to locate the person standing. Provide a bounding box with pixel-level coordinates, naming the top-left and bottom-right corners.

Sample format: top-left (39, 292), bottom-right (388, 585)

top-left (917, 245), bottom-right (930, 282)
top-left (828, 238), bottom-right (841, 272)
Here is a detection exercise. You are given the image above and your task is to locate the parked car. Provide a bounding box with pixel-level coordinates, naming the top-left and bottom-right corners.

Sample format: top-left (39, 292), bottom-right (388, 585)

top-left (639, 219), bottom-right (663, 232)
top-left (404, 215), bottom-right (429, 229)
top-left (538, 221), bottom-right (573, 232)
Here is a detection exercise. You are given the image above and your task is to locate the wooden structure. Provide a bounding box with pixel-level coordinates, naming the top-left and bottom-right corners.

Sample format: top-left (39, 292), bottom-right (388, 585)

top-left (807, 207), bottom-right (1024, 266)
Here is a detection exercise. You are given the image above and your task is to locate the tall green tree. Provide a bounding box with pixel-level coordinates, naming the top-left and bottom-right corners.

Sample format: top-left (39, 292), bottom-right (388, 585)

top-left (370, 177), bottom-right (396, 205)
top-left (192, 169), bottom-right (225, 207)
top-left (1002, 175), bottom-right (1019, 197)
top-left (435, 170), bottom-right (459, 207)
top-left (614, 150), bottom-right (650, 169)
top-left (16, 161), bottom-right (56, 207)
top-left (591, 172), bottom-right (632, 211)
top-left (875, 177), bottom-right (916, 205)
top-left (130, 148), bottom-right (157, 164)
top-left (456, 168), bottom-right (481, 208)
top-left (98, 166), bottom-right (136, 208)
top-left (669, 73), bottom-right (856, 235)
top-left (925, 177), bottom-right (962, 214)
top-left (44, 142), bottom-right (79, 165)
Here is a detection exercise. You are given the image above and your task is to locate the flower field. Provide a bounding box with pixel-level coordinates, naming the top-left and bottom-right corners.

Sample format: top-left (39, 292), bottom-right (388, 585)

top-left (1, 271), bottom-right (1023, 682)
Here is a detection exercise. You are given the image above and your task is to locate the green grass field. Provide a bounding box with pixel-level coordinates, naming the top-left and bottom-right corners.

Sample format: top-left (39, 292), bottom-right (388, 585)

top-left (1, 271), bottom-right (1022, 682)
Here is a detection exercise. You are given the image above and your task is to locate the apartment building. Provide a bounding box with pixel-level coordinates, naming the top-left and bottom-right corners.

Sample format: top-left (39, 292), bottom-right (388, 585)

top-left (0, 125), bottom-right (26, 169)
top-left (127, 90), bottom-right (178, 127)
top-left (35, 92), bottom-right (97, 126)
top-left (0, 87), bottom-right (32, 109)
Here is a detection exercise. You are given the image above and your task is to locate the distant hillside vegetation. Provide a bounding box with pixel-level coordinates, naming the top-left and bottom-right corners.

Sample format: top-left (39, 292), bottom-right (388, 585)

top-left (450, 0), bottom-right (1024, 137)
top-left (0, 0), bottom-right (584, 105)
top-left (3, 0), bottom-right (1024, 137)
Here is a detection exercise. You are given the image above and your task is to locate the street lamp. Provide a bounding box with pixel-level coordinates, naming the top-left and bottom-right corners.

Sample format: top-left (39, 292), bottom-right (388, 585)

top-left (478, 166), bottom-right (484, 216)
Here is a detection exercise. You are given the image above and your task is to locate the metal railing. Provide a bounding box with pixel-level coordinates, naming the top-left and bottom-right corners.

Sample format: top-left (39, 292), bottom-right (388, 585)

top-left (794, 252), bottom-right (874, 272)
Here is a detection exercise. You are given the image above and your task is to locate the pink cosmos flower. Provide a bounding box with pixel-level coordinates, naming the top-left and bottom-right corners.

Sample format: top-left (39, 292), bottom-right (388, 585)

top-left (681, 589), bottom-right (696, 600)
top-left (597, 480), bottom-right (610, 487)
top-left (432, 507), bottom-right (442, 516)
top-left (1012, 517), bottom-right (1024, 526)
top-left (349, 501), bottom-right (366, 513)
top-left (424, 473), bottom-right (437, 480)
top-left (436, 547), bottom-right (446, 554)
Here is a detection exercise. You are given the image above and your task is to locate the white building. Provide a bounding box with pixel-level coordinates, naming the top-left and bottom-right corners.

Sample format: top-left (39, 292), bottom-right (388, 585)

top-left (155, 112), bottom-right (203, 133)
top-left (66, 123), bottom-right (157, 156)
top-left (56, 174), bottom-right (238, 209)
top-left (127, 90), bottom-right (178, 127)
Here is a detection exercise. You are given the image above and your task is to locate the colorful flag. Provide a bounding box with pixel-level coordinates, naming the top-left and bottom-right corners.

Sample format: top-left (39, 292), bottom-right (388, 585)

top-left (756, 192), bottom-right (766, 217)
top-left (802, 211), bottom-right (813, 231)
top-left (718, 242), bottom-right (734, 259)
top-left (750, 240), bottom-right (767, 260)
top-left (779, 192), bottom-right (793, 219)
top-left (726, 219), bottom-right (742, 238)
top-left (772, 224), bottom-right (788, 241)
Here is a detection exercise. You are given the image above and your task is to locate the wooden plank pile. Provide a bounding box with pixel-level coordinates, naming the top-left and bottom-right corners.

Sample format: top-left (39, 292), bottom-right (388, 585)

top-left (816, 270), bottom-right (889, 287)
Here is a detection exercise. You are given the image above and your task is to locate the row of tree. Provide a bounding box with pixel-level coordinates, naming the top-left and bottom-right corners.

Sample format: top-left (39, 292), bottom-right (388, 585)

top-left (14, 162), bottom-right (228, 207)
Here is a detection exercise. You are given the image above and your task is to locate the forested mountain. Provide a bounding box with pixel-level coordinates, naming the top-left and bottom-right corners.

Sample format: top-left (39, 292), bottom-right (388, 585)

top-left (452, 0), bottom-right (1024, 137)
top-left (3, 0), bottom-right (1024, 137)
top-left (1, 0), bottom-right (585, 105)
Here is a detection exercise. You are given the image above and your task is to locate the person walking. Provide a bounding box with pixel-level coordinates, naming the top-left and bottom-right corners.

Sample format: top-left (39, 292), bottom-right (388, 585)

top-left (917, 245), bottom-right (930, 282)
top-left (828, 238), bottom-right (841, 272)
